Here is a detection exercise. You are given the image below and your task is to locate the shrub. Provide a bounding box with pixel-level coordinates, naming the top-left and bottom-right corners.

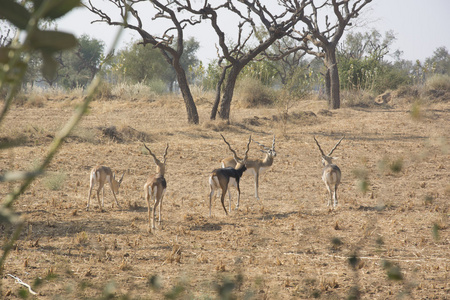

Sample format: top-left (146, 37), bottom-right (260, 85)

top-left (426, 74), bottom-right (450, 91)
top-left (96, 81), bottom-right (115, 100)
top-left (341, 89), bottom-right (374, 108)
top-left (43, 172), bottom-right (67, 191)
top-left (235, 77), bottom-right (275, 107)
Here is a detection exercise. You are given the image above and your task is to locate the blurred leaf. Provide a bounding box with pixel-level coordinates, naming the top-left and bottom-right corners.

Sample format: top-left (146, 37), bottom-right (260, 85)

top-left (0, 0), bottom-right (31, 29)
top-left (348, 253), bottom-right (359, 270)
top-left (387, 266), bottom-right (403, 281)
top-left (215, 276), bottom-right (236, 300)
top-left (147, 275), bottom-right (161, 290)
top-left (389, 158), bottom-right (403, 173)
top-left (0, 206), bottom-right (19, 225)
top-left (102, 281), bottom-right (116, 298)
top-left (0, 170), bottom-right (43, 182)
top-left (0, 136), bottom-right (27, 150)
top-left (424, 195), bottom-right (433, 205)
top-left (30, 30), bottom-right (77, 51)
top-left (357, 179), bottom-right (370, 194)
top-left (376, 236), bottom-right (384, 247)
top-left (18, 287), bottom-right (29, 298)
top-left (410, 101), bottom-right (421, 120)
top-left (331, 237), bottom-right (343, 246)
top-left (0, 47), bottom-right (13, 64)
top-left (164, 284), bottom-right (185, 300)
top-left (382, 260), bottom-right (403, 281)
top-left (33, 276), bottom-right (43, 288)
top-left (432, 223), bottom-right (440, 241)
top-left (33, 0), bottom-right (81, 20)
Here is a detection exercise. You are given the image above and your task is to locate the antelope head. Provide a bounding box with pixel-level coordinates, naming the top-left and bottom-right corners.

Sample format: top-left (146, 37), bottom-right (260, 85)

top-left (220, 134), bottom-right (251, 167)
top-left (143, 142), bottom-right (169, 175)
top-left (313, 136), bottom-right (344, 166)
top-left (253, 135), bottom-right (276, 158)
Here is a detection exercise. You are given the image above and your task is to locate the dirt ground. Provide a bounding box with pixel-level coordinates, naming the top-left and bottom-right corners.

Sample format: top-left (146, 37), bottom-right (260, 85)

top-left (0, 94), bottom-right (449, 299)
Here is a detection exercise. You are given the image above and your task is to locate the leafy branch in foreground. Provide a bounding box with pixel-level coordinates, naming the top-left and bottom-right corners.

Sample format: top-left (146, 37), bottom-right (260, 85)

top-left (0, 0), bottom-right (124, 296)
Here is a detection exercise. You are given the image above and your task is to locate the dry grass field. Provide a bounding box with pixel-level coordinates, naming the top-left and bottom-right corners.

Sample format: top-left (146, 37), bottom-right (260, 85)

top-left (1, 93), bottom-right (449, 299)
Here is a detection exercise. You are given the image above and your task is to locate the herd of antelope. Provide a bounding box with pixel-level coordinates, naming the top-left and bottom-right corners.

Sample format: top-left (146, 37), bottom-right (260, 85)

top-left (87, 134), bottom-right (344, 231)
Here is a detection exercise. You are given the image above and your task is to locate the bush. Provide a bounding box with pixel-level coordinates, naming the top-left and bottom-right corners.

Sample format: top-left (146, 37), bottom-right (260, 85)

top-left (235, 77), bottom-right (275, 107)
top-left (96, 81), bottom-right (115, 100)
top-left (426, 74), bottom-right (450, 91)
top-left (43, 172), bottom-right (66, 191)
top-left (341, 89), bottom-right (374, 108)
top-left (373, 66), bottom-right (411, 94)
top-left (148, 79), bottom-right (167, 95)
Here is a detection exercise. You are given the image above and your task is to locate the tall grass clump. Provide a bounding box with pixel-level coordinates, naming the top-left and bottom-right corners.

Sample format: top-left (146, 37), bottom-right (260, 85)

top-left (235, 77), bottom-right (276, 107)
top-left (341, 89), bottom-right (374, 108)
top-left (109, 81), bottom-right (165, 101)
top-left (426, 74), bottom-right (450, 91)
top-left (43, 172), bottom-right (67, 191)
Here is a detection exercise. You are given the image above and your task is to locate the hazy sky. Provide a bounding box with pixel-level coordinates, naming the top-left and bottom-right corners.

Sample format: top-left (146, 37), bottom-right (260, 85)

top-left (57, 0), bottom-right (450, 63)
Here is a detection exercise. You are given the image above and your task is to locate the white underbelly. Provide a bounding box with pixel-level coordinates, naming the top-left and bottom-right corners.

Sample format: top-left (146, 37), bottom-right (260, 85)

top-left (228, 177), bottom-right (237, 188)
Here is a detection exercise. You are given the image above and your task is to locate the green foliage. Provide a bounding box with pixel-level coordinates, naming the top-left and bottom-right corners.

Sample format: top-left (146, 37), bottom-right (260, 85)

top-left (0, 1), bottom-right (107, 297)
top-left (240, 59), bottom-right (278, 86)
top-left (202, 61), bottom-right (222, 90)
top-left (425, 46), bottom-right (450, 75)
top-left (283, 66), bottom-right (319, 99)
top-left (58, 34), bottom-right (105, 88)
top-left (339, 55), bottom-right (410, 94)
top-left (116, 42), bottom-right (170, 84)
top-left (338, 30), bottom-right (410, 93)
top-left (115, 37), bottom-right (200, 91)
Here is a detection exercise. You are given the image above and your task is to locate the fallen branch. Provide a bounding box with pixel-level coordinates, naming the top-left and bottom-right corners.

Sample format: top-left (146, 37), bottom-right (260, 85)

top-left (7, 274), bottom-right (37, 295)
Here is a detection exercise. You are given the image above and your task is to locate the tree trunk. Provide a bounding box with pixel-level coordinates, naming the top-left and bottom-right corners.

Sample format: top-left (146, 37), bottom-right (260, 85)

top-left (325, 48), bottom-right (340, 109)
top-left (325, 68), bottom-right (331, 103)
top-left (210, 66), bottom-right (228, 120)
top-left (218, 65), bottom-right (241, 121)
top-left (173, 63), bottom-right (199, 124)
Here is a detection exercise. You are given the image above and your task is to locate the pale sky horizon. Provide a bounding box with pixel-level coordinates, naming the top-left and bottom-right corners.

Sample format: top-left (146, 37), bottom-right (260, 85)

top-left (57, 0), bottom-right (450, 64)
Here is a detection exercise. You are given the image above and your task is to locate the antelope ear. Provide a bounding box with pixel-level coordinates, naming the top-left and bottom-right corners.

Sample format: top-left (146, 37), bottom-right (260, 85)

top-left (331, 157), bottom-right (339, 160)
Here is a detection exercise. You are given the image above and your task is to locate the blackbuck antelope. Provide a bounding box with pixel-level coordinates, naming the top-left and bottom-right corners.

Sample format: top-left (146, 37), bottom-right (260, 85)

top-left (221, 135), bottom-right (276, 200)
top-left (313, 136), bottom-right (345, 209)
top-left (87, 166), bottom-right (124, 211)
top-left (143, 143), bottom-right (169, 230)
top-left (209, 134), bottom-right (251, 216)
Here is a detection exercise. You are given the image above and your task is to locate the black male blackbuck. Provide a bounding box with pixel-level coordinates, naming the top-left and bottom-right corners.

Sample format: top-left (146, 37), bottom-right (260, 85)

top-left (143, 143), bottom-right (169, 230)
top-left (209, 134), bottom-right (251, 216)
top-left (221, 135), bottom-right (276, 200)
top-left (87, 166), bottom-right (124, 211)
top-left (313, 136), bottom-right (345, 209)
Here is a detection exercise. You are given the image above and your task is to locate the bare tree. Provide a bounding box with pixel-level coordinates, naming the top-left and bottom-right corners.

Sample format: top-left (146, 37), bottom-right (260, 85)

top-left (289, 0), bottom-right (373, 109)
top-left (181, 0), bottom-right (310, 121)
top-left (262, 37), bottom-right (308, 85)
top-left (84, 0), bottom-right (200, 124)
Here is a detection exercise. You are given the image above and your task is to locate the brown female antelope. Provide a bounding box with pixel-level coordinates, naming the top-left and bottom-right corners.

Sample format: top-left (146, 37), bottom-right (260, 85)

top-left (221, 135), bottom-right (276, 200)
top-left (209, 134), bottom-right (251, 216)
top-left (87, 166), bottom-right (124, 211)
top-left (143, 143), bottom-right (169, 230)
top-left (313, 136), bottom-right (345, 209)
